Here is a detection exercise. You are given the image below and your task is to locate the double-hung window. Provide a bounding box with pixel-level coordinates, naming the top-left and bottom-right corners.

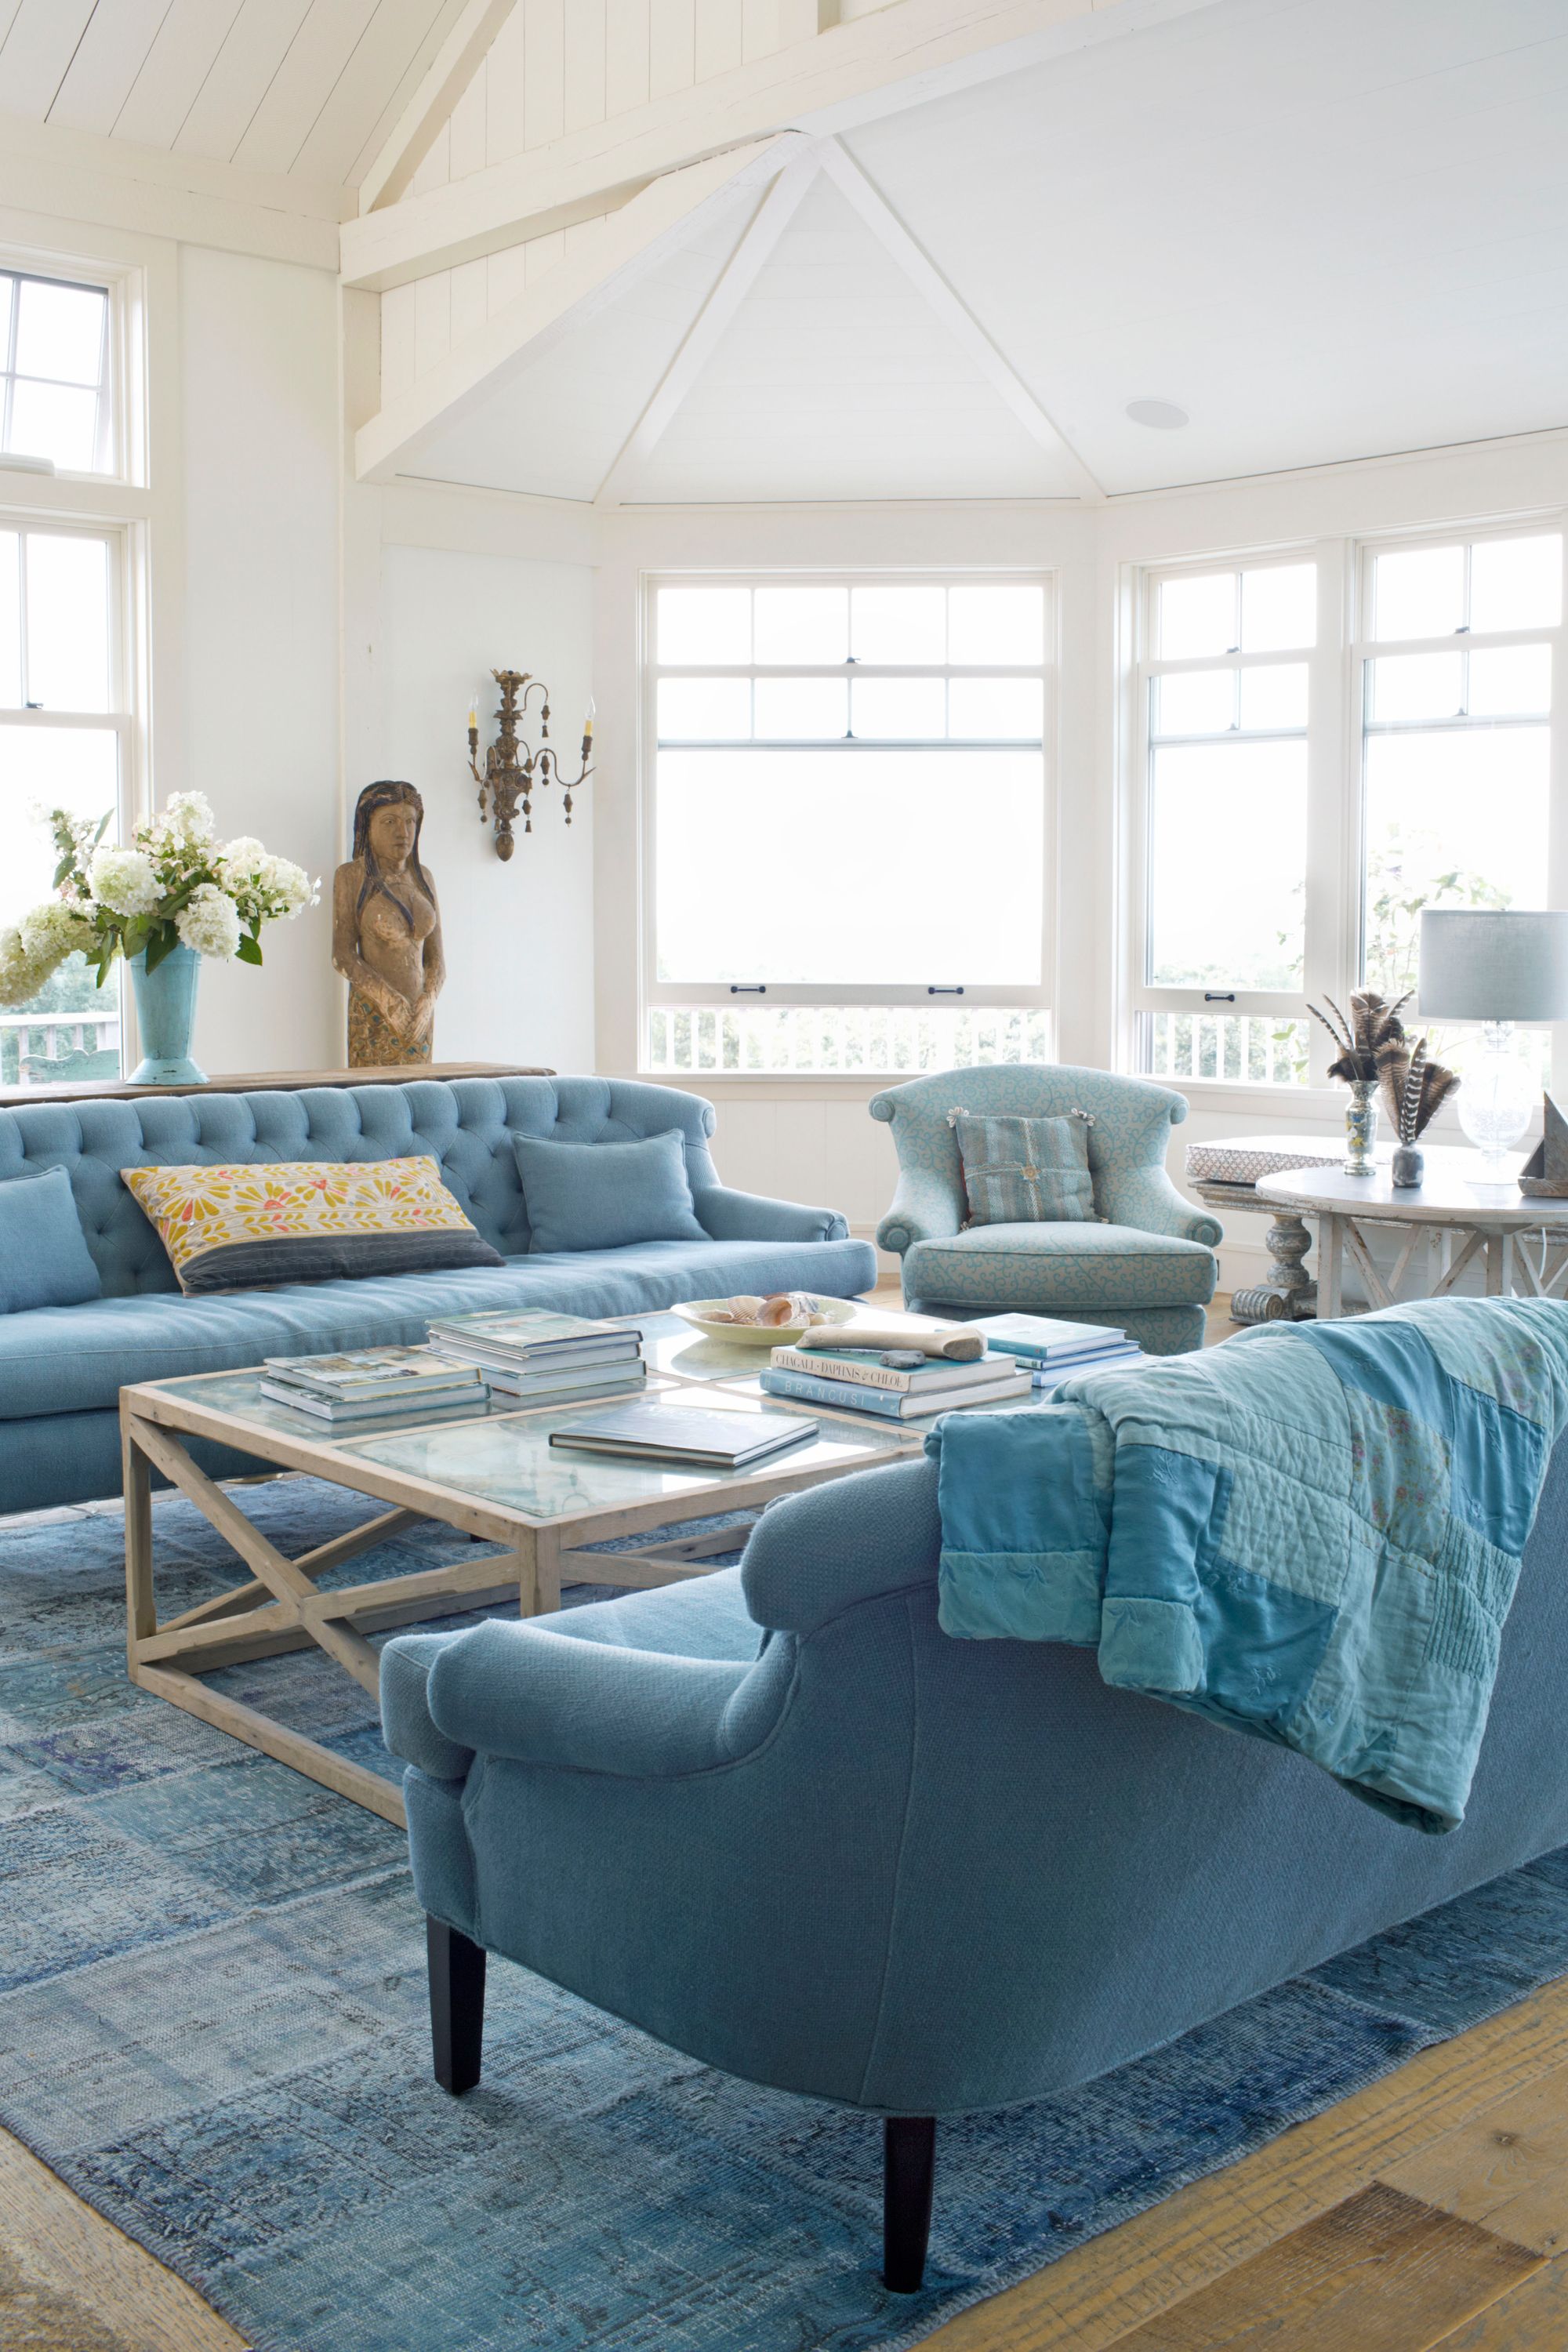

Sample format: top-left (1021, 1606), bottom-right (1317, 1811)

top-left (1358, 526), bottom-right (1563, 1079)
top-left (1133, 557), bottom-right (1319, 1085)
top-left (0, 522), bottom-right (127, 1086)
top-left (643, 574), bottom-right (1052, 1074)
top-left (1131, 522), bottom-right (1565, 1092)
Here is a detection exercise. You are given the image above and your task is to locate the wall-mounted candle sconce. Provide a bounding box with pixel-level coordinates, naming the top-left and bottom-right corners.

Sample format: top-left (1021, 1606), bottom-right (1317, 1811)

top-left (466, 668), bottom-right (594, 860)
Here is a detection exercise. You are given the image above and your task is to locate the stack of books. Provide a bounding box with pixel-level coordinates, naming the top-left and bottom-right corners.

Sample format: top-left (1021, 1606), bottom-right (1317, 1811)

top-left (260, 1346), bottom-right (487, 1424)
top-left (760, 1341), bottom-right (1031, 1420)
top-left (423, 1308), bottom-right (647, 1406)
top-left (971, 1314), bottom-right (1148, 1390)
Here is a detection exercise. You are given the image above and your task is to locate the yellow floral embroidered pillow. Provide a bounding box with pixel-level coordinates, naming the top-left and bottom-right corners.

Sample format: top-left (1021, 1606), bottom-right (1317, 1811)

top-left (122, 1156), bottom-right (503, 1294)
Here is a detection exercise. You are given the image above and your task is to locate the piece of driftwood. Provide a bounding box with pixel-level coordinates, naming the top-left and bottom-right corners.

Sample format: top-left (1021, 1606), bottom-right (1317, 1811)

top-left (1520, 1096), bottom-right (1568, 1198)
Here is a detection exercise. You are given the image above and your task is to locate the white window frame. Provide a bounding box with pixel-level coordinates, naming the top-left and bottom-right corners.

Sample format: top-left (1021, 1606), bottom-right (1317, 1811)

top-left (0, 220), bottom-right (168, 1087)
top-left (1123, 514), bottom-right (1567, 1094)
top-left (0, 511), bottom-right (135, 1081)
top-left (639, 568), bottom-right (1057, 1064)
top-left (1352, 518), bottom-right (1568, 1014)
top-left (0, 245), bottom-right (144, 489)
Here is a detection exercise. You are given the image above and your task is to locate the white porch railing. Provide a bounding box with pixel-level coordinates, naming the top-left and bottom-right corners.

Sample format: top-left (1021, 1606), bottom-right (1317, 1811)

top-left (646, 1004), bottom-right (1053, 1076)
top-left (1140, 1011), bottom-right (1310, 1088)
top-left (0, 1007), bottom-right (121, 1085)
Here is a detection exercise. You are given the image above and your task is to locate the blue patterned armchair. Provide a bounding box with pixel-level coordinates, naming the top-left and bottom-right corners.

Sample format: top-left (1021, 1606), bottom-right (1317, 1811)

top-left (869, 1065), bottom-right (1221, 1356)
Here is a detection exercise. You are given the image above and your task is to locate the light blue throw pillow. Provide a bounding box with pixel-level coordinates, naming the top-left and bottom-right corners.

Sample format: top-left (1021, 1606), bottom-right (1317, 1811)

top-left (0, 1165), bottom-right (103, 1312)
top-left (513, 1129), bottom-right (708, 1254)
top-left (948, 1109), bottom-right (1098, 1226)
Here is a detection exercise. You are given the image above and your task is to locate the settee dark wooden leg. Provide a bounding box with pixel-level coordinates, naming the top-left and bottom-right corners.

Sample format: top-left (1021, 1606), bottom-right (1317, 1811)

top-left (428, 1915), bottom-right (486, 2095)
top-left (883, 2116), bottom-right (936, 2292)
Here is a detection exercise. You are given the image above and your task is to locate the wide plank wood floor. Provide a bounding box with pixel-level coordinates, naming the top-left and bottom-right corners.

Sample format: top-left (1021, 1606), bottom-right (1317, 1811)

top-left (7, 1291), bottom-right (1566, 2352)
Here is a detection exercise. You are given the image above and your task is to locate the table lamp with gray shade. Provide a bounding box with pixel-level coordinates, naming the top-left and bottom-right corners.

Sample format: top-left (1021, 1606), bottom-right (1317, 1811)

top-left (1417, 909), bottom-right (1568, 1168)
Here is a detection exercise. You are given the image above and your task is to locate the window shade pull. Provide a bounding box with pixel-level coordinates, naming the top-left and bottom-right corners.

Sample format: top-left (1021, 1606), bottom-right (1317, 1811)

top-left (927, 985), bottom-right (965, 996)
top-left (1204, 991), bottom-right (1236, 1002)
top-left (729, 983), bottom-right (766, 994)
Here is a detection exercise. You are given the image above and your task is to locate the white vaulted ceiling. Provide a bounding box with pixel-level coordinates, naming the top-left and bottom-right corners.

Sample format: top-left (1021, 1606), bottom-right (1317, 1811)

top-left (0, 0), bottom-right (471, 186)
top-left (383, 0), bottom-right (1568, 504)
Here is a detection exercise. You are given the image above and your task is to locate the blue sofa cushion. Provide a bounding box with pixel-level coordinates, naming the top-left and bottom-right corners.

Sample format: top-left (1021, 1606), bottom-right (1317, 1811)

top-left (514, 1129), bottom-right (706, 1254)
top-left (905, 1221), bottom-right (1217, 1310)
top-left (0, 1166), bottom-right (101, 1312)
top-left (0, 1236), bottom-right (877, 1422)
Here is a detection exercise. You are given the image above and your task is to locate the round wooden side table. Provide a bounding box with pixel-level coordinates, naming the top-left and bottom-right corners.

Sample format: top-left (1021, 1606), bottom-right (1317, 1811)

top-left (1256, 1146), bottom-right (1564, 1319)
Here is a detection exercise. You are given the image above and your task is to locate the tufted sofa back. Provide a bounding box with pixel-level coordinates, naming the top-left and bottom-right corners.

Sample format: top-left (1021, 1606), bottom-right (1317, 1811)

top-left (0, 1076), bottom-right (723, 1298)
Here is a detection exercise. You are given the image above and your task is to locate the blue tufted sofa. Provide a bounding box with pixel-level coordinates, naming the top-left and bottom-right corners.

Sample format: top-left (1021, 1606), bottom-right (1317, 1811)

top-left (0, 1074), bottom-right (874, 1516)
top-left (384, 1437), bottom-right (1568, 2291)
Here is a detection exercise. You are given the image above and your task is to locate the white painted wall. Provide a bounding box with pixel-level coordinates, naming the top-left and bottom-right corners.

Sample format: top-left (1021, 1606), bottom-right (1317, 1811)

top-left (178, 244), bottom-right (342, 1074)
top-left (372, 536), bottom-right (597, 1073)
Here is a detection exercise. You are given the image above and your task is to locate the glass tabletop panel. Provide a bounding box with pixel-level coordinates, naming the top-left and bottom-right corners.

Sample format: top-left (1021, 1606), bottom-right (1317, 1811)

top-left (336, 1386), bottom-right (916, 1523)
top-left (608, 1309), bottom-right (796, 1385)
top-left (144, 1370), bottom-right (521, 1445)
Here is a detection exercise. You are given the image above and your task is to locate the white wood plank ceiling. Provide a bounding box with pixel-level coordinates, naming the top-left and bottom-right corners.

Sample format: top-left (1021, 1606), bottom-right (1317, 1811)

top-left (380, 0), bottom-right (1568, 503)
top-left (0, 0), bottom-right (473, 187)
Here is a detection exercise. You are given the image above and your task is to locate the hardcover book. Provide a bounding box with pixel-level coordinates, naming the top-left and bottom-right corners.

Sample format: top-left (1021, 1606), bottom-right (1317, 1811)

top-left (768, 1345), bottom-right (1014, 1393)
top-left (548, 1402), bottom-right (816, 1468)
top-left (969, 1314), bottom-right (1130, 1363)
top-left (261, 1346), bottom-right (484, 1396)
top-left (760, 1366), bottom-right (1031, 1419)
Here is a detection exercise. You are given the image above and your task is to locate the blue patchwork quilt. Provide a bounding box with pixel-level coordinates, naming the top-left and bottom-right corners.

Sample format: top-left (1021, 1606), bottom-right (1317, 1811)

top-left (926, 1298), bottom-right (1568, 1834)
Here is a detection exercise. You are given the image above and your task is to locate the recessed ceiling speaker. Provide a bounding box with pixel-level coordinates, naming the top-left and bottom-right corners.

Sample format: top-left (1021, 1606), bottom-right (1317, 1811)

top-left (1126, 399), bottom-right (1189, 429)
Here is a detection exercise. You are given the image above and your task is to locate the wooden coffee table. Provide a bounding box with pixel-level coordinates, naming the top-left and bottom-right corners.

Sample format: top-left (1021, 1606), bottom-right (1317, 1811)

top-left (120, 1314), bottom-right (918, 1825)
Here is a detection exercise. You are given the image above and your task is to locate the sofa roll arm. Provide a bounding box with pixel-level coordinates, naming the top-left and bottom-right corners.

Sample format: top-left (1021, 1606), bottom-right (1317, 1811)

top-left (426, 1619), bottom-right (776, 1778)
top-left (694, 1184), bottom-right (847, 1243)
top-left (742, 1456), bottom-right (941, 1635)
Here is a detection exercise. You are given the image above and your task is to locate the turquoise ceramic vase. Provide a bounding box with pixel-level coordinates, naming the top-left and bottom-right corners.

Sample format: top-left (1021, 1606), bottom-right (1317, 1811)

top-left (127, 944), bottom-right (206, 1085)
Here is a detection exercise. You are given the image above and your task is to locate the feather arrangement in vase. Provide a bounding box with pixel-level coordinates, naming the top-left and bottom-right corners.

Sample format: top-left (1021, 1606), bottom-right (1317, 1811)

top-left (1374, 1032), bottom-right (1460, 1187)
top-left (1307, 991), bottom-right (1415, 1176)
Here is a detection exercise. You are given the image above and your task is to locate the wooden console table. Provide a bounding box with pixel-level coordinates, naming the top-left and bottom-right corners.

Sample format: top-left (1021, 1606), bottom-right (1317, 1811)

top-left (0, 1062), bottom-right (554, 1107)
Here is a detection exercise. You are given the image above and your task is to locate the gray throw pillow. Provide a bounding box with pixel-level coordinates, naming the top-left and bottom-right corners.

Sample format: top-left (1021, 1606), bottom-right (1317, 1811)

top-left (514, 1128), bottom-right (709, 1254)
top-left (0, 1165), bottom-right (103, 1312)
top-left (949, 1109), bottom-right (1097, 1228)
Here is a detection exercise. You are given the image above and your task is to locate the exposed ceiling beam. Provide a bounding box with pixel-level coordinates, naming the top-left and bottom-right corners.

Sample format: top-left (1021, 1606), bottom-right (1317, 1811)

top-left (593, 145), bottom-right (823, 505)
top-left (0, 114), bottom-right (345, 270)
top-left (340, 0), bottom-right (1225, 292)
top-left (815, 138), bottom-right (1104, 500)
top-left (357, 0), bottom-right (520, 215)
top-left (355, 136), bottom-right (800, 483)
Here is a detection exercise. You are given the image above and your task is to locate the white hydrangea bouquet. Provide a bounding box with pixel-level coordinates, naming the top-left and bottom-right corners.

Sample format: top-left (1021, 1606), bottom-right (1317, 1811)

top-left (0, 793), bottom-right (318, 1007)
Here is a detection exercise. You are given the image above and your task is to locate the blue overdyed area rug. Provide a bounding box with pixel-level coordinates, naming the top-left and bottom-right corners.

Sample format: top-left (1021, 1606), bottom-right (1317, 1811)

top-left (5, 1479), bottom-right (1568, 2352)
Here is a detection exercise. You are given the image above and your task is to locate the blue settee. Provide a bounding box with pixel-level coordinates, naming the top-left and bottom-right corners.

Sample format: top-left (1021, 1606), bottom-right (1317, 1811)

top-left (383, 1439), bottom-right (1568, 2291)
top-left (0, 1074), bottom-right (875, 1515)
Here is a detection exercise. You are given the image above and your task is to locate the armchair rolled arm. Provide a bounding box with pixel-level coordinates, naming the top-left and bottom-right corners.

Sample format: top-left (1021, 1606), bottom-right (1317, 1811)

top-left (426, 1619), bottom-right (769, 1777)
top-left (694, 1184), bottom-right (847, 1243)
top-left (1098, 1163), bottom-right (1223, 1250)
top-left (874, 1167), bottom-right (964, 1257)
